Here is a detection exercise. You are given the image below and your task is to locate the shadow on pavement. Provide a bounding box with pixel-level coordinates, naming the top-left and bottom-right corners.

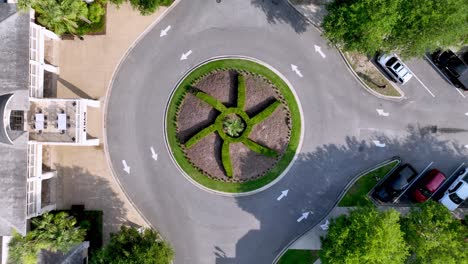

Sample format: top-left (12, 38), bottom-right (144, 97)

top-left (250, 0), bottom-right (309, 33)
top-left (214, 124), bottom-right (467, 263)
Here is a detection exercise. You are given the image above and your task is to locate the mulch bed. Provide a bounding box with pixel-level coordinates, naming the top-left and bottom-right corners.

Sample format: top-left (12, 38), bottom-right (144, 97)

top-left (177, 70), bottom-right (291, 182)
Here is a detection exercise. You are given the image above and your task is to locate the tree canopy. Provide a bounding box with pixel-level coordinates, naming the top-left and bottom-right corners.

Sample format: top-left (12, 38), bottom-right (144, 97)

top-left (401, 201), bottom-right (468, 264)
top-left (90, 226), bottom-right (174, 264)
top-left (320, 206), bottom-right (409, 264)
top-left (8, 212), bottom-right (86, 264)
top-left (322, 0), bottom-right (468, 57)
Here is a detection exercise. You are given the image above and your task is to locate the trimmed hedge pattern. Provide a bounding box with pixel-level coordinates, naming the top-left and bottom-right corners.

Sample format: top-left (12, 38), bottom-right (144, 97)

top-left (193, 91), bottom-right (227, 112)
top-left (243, 138), bottom-right (278, 157)
top-left (237, 74), bottom-right (246, 110)
top-left (185, 124), bottom-right (217, 148)
top-left (221, 141), bottom-right (233, 177)
top-left (250, 100), bottom-right (281, 125)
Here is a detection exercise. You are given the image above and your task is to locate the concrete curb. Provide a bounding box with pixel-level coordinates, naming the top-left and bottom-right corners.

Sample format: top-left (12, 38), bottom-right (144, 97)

top-left (102, 0), bottom-right (182, 230)
top-left (163, 56), bottom-right (305, 197)
top-left (272, 156), bottom-right (401, 264)
top-left (285, 0), bottom-right (405, 102)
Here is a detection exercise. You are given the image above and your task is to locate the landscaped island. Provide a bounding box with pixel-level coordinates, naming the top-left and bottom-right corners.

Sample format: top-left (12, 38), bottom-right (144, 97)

top-left (166, 59), bottom-right (301, 193)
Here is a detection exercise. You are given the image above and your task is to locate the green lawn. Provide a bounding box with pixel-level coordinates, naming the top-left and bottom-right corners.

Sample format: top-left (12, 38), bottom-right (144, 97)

top-left (278, 250), bottom-right (319, 264)
top-left (338, 160), bottom-right (400, 207)
top-left (166, 59), bottom-right (302, 193)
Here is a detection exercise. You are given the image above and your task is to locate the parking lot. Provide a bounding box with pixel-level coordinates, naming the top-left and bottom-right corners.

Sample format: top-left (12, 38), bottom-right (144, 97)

top-left (370, 160), bottom-right (468, 210)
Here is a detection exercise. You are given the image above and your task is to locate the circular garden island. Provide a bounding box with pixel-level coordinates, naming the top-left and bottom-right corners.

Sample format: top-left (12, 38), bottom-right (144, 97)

top-left (166, 59), bottom-right (301, 193)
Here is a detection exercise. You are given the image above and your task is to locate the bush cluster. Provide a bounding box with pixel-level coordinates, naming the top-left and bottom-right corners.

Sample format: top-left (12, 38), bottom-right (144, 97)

top-left (110, 0), bottom-right (172, 16)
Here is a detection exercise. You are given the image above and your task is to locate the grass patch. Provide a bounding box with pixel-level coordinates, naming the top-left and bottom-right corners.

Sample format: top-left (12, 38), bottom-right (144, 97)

top-left (338, 160), bottom-right (399, 207)
top-left (344, 52), bottom-right (402, 97)
top-left (166, 59), bottom-right (301, 193)
top-left (278, 249), bottom-right (319, 264)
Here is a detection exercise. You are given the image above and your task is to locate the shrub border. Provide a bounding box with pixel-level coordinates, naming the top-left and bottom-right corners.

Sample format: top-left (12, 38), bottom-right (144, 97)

top-left (165, 58), bottom-right (302, 194)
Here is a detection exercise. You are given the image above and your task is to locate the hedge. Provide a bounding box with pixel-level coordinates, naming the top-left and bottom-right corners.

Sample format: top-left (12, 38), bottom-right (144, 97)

top-left (221, 141), bottom-right (233, 177)
top-left (250, 100), bottom-right (281, 125)
top-left (237, 74), bottom-right (246, 110)
top-left (243, 138), bottom-right (278, 157)
top-left (185, 124), bottom-right (217, 148)
top-left (193, 91), bottom-right (227, 112)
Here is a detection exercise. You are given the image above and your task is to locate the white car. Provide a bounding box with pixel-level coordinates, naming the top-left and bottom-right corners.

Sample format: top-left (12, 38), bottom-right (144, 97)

top-left (377, 54), bottom-right (413, 85)
top-left (439, 167), bottom-right (468, 211)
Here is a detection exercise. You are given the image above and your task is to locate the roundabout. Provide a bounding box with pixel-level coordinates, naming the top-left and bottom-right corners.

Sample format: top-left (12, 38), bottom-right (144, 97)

top-left (104, 0), bottom-right (468, 263)
top-left (166, 58), bottom-right (302, 193)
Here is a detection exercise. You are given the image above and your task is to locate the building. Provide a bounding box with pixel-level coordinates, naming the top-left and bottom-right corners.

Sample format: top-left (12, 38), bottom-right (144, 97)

top-left (0, 3), bottom-right (99, 263)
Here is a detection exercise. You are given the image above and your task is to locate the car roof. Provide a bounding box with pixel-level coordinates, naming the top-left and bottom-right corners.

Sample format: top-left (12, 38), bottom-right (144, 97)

top-left (425, 170), bottom-right (446, 191)
top-left (389, 165), bottom-right (416, 189)
top-left (455, 183), bottom-right (468, 199)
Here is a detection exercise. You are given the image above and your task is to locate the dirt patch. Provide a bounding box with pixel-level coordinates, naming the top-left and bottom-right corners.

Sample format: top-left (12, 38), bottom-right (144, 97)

top-left (176, 70), bottom-right (291, 182)
top-left (345, 52), bottom-right (402, 97)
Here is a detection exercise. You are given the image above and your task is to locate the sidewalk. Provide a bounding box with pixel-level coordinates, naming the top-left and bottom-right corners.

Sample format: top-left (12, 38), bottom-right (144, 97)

top-left (288, 0), bottom-right (331, 28)
top-left (50, 3), bottom-right (168, 243)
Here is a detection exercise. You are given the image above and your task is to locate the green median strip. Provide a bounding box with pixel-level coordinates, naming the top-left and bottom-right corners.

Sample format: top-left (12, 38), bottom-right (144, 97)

top-left (278, 249), bottom-right (320, 264)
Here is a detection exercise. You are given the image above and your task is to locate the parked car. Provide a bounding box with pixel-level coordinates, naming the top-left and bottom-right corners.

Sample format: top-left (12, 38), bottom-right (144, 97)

top-left (377, 54), bottom-right (413, 85)
top-left (372, 164), bottom-right (418, 203)
top-left (411, 169), bottom-right (446, 203)
top-left (439, 167), bottom-right (468, 211)
top-left (431, 49), bottom-right (468, 90)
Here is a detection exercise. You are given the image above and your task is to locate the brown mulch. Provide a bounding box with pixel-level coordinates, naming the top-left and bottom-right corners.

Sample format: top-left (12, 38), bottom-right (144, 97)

top-left (176, 70), bottom-right (291, 182)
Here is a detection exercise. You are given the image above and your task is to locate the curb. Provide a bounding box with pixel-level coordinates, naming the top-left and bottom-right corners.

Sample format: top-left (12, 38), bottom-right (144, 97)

top-left (272, 156), bottom-right (401, 264)
top-left (285, 0), bottom-right (405, 102)
top-left (163, 56), bottom-right (305, 197)
top-left (102, 0), bottom-right (182, 230)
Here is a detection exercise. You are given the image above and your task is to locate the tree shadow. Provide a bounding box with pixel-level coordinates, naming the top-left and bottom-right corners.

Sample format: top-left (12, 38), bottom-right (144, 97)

top-left (54, 165), bottom-right (128, 244)
top-left (250, 0), bottom-right (309, 33)
top-left (214, 124), bottom-right (467, 263)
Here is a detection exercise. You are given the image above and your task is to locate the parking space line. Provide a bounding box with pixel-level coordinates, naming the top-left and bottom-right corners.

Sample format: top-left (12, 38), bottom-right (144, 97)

top-left (411, 72), bottom-right (436, 97)
top-left (395, 161), bottom-right (433, 202)
top-left (424, 55), bottom-right (466, 99)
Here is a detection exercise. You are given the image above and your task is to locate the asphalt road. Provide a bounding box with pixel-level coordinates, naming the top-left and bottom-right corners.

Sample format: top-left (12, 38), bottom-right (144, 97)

top-left (105, 0), bottom-right (468, 263)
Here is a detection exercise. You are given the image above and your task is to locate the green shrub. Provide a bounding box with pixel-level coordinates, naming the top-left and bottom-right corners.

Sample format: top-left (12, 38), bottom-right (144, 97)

top-left (221, 142), bottom-right (233, 177)
top-left (185, 124), bottom-right (217, 148)
top-left (237, 74), bottom-right (246, 110)
top-left (193, 91), bottom-right (227, 112)
top-left (223, 115), bottom-right (245, 137)
top-left (250, 100), bottom-right (281, 125)
top-left (88, 2), bottom-right (106, 23)
top-left (129, 0), bottom-right (172, 15)
top-left (243, 138), bottom-right (277, 157)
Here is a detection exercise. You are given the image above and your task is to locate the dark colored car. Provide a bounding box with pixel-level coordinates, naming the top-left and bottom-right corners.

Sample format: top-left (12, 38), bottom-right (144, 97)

top-left (372, 164), bottom-right (418, 203)
top-left (411, 169), bottom-right (446, 203)
top-left (431, 49), bottom-right (468, 90)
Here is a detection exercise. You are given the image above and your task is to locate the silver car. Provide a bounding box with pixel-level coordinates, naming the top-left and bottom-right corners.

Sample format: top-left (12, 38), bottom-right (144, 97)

top-left (377, 54), bottom-right (413, 85)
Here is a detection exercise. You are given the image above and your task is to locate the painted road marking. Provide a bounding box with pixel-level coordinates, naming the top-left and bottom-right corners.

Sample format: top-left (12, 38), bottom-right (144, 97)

top-left (122, 160), bottom-right (131, 174)
top-left (276, 189), bottom-right (289, 201)
top-left (291, 64), bottom-right (303, 78)
top-left (372, 140), bottom-right (386, 148)
top-left (411, 72), bottom-right (436, 97)
top-left (465, 145), bottom-right (468, 149)
top-left (160, 25), bottom-right (171, 37)
top-left (465, 112), bottom-right (468, 116)
top-left (297, 212), bottom-right (310, 223)
top-left (150, 147), bottom-right (158, 161)
top-left (376, 109), bottom-right (390, 117)
top-left (180, 50), bottom-right (192, 61)
top-left (320, 220), bottom-right (330, 230)
top-left (314, 45), bottom-right (326, 58)
top-left (455, 88), bottom-right (466, 98)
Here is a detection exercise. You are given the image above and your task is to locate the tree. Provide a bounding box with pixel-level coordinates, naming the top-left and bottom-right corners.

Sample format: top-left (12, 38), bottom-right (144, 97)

top-left (322, 0), bottom-right (468, 57)
top-left (8, 212), bottom-right (86, 264)
top-left (19, 0), bottom-right (88, 35)
top-left (128, 0), bottom-right (172, 15)
top-left (401, 201), bottom-right (468, 264)
top-left (320, 206), bottom-right (408, 264)
top-left (90, 226), bottom-right (174, 264)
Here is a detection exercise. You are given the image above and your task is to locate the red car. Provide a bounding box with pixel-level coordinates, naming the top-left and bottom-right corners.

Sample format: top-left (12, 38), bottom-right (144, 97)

top-left (411, 169), bottom-right (446, 203)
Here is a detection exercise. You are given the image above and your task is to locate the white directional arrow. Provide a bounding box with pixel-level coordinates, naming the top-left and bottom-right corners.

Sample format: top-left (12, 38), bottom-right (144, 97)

top-left (314, 45), bottom-right (326, 58)
top-left (122, 160), bottom-right (130, 174)
top-left (160, 25), bottom-right (171, 37)
top-left (291, 64), bottom-right (303, 78)
top-left (372, 140), bottom-right (386, 148)
top-left (150, 146), bottom-right (158, 161)
top-left (297, 212), bottom-right (310, 223)
top-left (276, 189), bottom-right (289, 201)
top-left (180, 50), bottom-right (192, 61)
top-left (465, 145), bottom-right (468, 149)
top-left (465, 112), bottom-right (468, 116)
top-left (376, 109), bottom-right (390, 117)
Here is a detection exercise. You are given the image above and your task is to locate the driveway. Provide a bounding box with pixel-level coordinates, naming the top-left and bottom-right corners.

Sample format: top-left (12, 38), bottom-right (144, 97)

top-left (105, 0), bottom-right (468, 263)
